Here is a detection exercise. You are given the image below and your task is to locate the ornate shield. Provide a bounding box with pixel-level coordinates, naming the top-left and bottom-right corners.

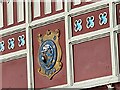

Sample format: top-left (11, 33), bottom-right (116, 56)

top-left (38, 29), bottom-right (62, 80)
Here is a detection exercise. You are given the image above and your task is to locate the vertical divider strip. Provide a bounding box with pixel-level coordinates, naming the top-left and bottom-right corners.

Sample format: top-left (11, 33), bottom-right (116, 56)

top-left (65, 0), bottom-right (74, 86)
top-left (25, 0), bottom-right (34, 89)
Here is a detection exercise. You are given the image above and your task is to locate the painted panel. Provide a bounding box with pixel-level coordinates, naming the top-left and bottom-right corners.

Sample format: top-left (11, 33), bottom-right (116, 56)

top-left (73, 36), bottom-right (112, 82)
top-left (73, 0), bottom-right (81, 6)
top-left (71, 0), bottom-right (101, 9)
top-left (17, 0), bottom-right (24, 22)
top-left (7, 0), bottom-right (14, 25)
top-left (32, 21), bottom-right (67, 88)
top-left (44, 0), bottom-right (52, 14)
top-left (0, 31), bottom-right (26, 55)
top-left (116, 3), bottom-right (120, 25)
top-left (0, 3), bottom-right (3, 28)
top-left (33, 1), bottom-right (40, 18)
top-left (0, 1), bottom-right (25, 30)
top-left (31, 1), bottom-right (64, 21)
top-left (1, 57), bottom-right (27, 88)
top-left (55, 0), bottom-right (63, 11)
top-left (72, 8), bottom-right (109, 36)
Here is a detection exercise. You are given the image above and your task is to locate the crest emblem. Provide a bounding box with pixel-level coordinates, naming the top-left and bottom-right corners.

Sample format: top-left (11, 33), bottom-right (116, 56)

top-left (38, 29), bottom-right (62, 79)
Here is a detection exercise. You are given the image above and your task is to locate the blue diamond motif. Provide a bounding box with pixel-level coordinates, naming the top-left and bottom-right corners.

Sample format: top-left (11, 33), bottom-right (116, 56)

top-left (86, 16), bottom-right (94, 28)
top-left (0, 41), bottom-right (5, 52)
top-left (74, 19), bottom-right (82, 32)
top-left (8, 38), bottom-right (15, 49)
top-left (99, 12), bottom-right (107, 25)
top-left (18, 35), bottom-right (25, 47)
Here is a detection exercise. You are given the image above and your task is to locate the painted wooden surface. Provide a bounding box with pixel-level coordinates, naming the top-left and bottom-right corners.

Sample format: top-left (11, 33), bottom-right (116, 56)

top-left (0, 31), bottom-right (26, 55)
top-left (72, 8), bottom-right (109, 36)
top-left (0, 1), bottom-right (25, 30)
top-left (73, 36), bottom-right (112, 82)
top-left (31, 1), bottom-right (64, 21)
top-left (116, 3), bottom-right (120, 25)
top-left (1, 57), bottom-right (27, 88)
top-left (71, 0), bottom-right (101, 9)
top-left (32, 20), bottom-right (67, 88)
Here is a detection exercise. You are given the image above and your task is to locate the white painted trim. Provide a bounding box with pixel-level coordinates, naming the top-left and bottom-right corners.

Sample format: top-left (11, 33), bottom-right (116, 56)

top-left (109, 1), bottom-right (119, 76)
top-left (55, 0), bottom-right (63, 11)
top-left (65, 0), bottom-right (74, 87)
top-left (71, 75), bottom-right (119, 89)
top-left (0, 49), bottom-right (27, 63)
top-left (0, 23), bottom-right (26, 36)
top-left (7, 0), bottom-right (14, 25)
top-left (49, 84), bottom-right (68, 88)
top-left (0, 3), bottom-right (3, 28)
top-left (17, 0), bottom-right (24, 22)
top-left (70, 27), bottom-right (111, 44)
top-left (25, 0), bottom-right (34, 89)
top-left (33, 1), bottom-right (40, 18)
top-left (30, 12), bottom-right (65, 28)
top-left (114, 24), bottom-right (120, 31)
top-left (69, 0), bottom-right (109, 15)
top-left (114, 31), bottom-right (120, 76)
top-left (44, 0), bottom-right (52, 14)
top-left (73, 0), bottom-right (81, 6)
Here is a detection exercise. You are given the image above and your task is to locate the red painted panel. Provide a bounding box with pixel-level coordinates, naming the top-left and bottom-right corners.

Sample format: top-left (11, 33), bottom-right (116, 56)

top-left (71, 0), bottom-right (101, 9)
top-left (1, 57), bottom-right (27, 88)
top-left (0, 1), bottom-right (25, 30)
top-left (114, 83), bottom-right (120, 90)
top-left (73, 37), bottom-right (112, 82)
top-left (116, 4), bottom-right (120, 25)
top-left (31, 1), bottom-right (64, 21)
top-left (32, 21), bottom-right (67, 88)
top-left (0, 31), bottom-right (26, 55)
top-left (72, 8), bottom-right (109, 36)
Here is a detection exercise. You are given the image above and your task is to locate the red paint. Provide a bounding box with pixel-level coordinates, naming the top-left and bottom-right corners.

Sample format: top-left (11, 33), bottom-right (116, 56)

top-left (73, 37), bottom-right (112, 82)
top-left (114, 83), bottom-right (120, 90)
top-left (0, 31), bottom-right (26, 55)
top-left (116, 4), bottom-right (120, 25)
top-left (72, 8), bottom-right (109, 36)
top-left (32, 21), bottom-right (67, 88)
top-left (71, 0), bottom-right (101, 9)
top-left (31, 1), bottom-right (64, 21)
top-left (0, 1), bottom-right (25, 30)
top-left (1, 57), bottom-right (28, 88)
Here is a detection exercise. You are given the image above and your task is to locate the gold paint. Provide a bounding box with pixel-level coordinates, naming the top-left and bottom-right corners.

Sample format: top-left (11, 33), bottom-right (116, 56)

top-left (38, 29), bottom-right (62, 80)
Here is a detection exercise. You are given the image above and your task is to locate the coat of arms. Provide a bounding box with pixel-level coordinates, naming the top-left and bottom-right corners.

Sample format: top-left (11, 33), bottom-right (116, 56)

top-left (38, 29), bottom-right (62, 80)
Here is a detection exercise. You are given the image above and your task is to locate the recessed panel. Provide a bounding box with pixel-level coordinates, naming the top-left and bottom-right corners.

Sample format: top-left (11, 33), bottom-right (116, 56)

top-left (32, 21), bottom-right (67, 88)
top-left (73, 37), bottom-right (112, 82)
top-left (72, 8), bottom-right (109, 36)
top-left (71, 0), bottom-right (101, 9)
top-left (1, 57), bottom-right (27, 88)
top-left (116, 4), bottom-right (120, 25)
top-left (0, 31), bottom-right (26, 55)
